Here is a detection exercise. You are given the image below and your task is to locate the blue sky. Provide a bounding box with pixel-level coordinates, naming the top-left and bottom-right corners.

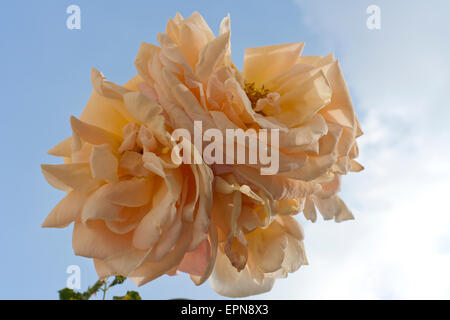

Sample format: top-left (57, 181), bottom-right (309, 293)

top-left (1, 0), bottom-right (449, 299)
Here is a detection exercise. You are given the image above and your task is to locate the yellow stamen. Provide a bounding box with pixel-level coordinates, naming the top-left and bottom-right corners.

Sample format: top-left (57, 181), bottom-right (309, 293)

top-left (244, 81), bottom-right (270, 109)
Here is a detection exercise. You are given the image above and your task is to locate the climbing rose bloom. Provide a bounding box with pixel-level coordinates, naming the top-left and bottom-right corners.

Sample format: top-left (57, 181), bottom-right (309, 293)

top-left (42, 71), bottom-right (216, 286)
top-left (134, 11), bottom-right (362, 218)
top-left (42, 12), bottom-right (363, 297)
top-left (208, 174), bottom-right (308, 297)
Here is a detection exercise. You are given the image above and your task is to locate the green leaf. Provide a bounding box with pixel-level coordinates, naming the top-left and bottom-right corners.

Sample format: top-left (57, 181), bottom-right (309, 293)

top-left (82, 279), bottom-right (105, 300)
top-left (110, 275), bottom-right (127, 287)
top-left (113, 291), bottom-right (142, 300)
top-left (58, 288), bottom-right (84, 300)
top-left (57, 276), bottom-right (141, 300)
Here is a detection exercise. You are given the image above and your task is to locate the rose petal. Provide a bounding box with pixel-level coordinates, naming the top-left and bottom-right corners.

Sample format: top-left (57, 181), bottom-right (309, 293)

top-left (247, 221), bottom-right (287, 273)
top-left (276, 70), bottom-right (332, 127)
top-left (279, 114), bottom-right (328, 149)
top-left (47, 137), bottom-right (72, 157)
top-left (243, 43), bottom-right (304, 87)
top-left (178, 238), bottom-right (211, 276)
top-left (122, 92), bottom-right (162, 126)
top-left (303, 197), bottom-right (317, 222)
top-left (209, 249), bottom-right (275, 298)
top-left (72, 219), bottom-right (133, 260)
top-left (41, 163), bottom-right (102, 194)
top-left (42, 191), bottom-right (87, 228)
top-left (196, 31), bottom-right (230, 83)
top-left (101, 179), bottom-right (153, 207)
top-left (81, 185), bottom-right (124, 223)
top-left (70, 116), bottom-right (122, 150)
top-left (190, 221), bottom-right (218, 285)
top-left (90, 144), bottom-right (119, 182)
top-left (129, 225), bottom-right (193, 286)
top-left (132, 183), bottom-right (176, 250)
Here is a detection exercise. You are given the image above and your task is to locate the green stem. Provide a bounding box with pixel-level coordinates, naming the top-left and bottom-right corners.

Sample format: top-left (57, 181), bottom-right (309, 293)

top-left (102, 282), bottom-right (108, 300)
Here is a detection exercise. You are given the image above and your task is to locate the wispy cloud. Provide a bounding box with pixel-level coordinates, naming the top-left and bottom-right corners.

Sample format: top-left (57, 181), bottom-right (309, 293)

top-left (261, 0), bottom-right (450, 299)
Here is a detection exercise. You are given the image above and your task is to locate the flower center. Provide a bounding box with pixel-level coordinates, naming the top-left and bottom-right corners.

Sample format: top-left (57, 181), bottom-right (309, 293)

top-left (244, 81), bottom-right (270, 110)
top-left (244, 82), bottom-right (281, 116)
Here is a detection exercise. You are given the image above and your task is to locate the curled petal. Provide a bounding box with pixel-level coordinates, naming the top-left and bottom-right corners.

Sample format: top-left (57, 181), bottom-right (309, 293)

top-left (313, 195), bottom-right (354, 222)
top-left (137, 126), bottom-right (158, 152)
top-left (42, 191), bottom-right (87, 228)
top-left (162, 68), bottom-right (214, 128)
top-left (196, 32), bottom-right (230, 83)
top-left (101, 179), bottom-right (153, 207)
top-left (41, 163), bottom-right (102, 194)
top-left (276, 70), bottom-right (332, 127)
top-left (48, 137), bottom-right (72, 157)
top-left (132, 184), bottom-right (176, 250)
top-left (316, 174), bottom-right (341, 199)
top-left (247, 221), bottom-right (287, 273)
top-left (319, 61), bottom-right (356, 129)
top-left (234, 166), bottom-right (321, 200)
top-left (72, 219), bottom-right (133, 260)
top-left (129, 225), bottom-right (193, 286)
top-left (122, 91), bottom-right (162, 126)
top-left (243, 43), bottom-right (304, 86)
top-left (350, 159), bottom-right (364, 172)
top-left (145, 215), bottom-right (184, 262)
top-left (280, 152), bottom-right (337, 181)
top-left (179, 238), bottom-right (211, 276)
top-left (318, 122), bottom-right (343, 155)
top-left (190, 221), bottom-right (218, 286)
top-left (70, 116), bottom-right (122, 150)
top-left (277, 198), bottom-right (303, 216)
top-left (90, 144), bottom-right (119, 182)
top-left (91, 68), bottom-right (129, 100)
top-left (118, 123), bottom-right (139, 153)
top-left (210, 249), bottom-right (275, 298)
top-left (224, 237), bottom-right (248, 272)
top-left (105, 207), bottom-right (147, 235)
top-left (303, 197), bottom-right (317, 222)
top-left (119, 151), bottom-right (151, 177)
top-left (81, 186), bottom-right (122, 223)
top-left (134, 42), bottom-right (160, 85)
top-left (276, 215), bottom-right (305, 241)
top-left (157, 32), bottom-right (195, 79)
top-left (189, 163), bottom-right (214, 250)
top-left (279, 114), bottom-right (328, 149)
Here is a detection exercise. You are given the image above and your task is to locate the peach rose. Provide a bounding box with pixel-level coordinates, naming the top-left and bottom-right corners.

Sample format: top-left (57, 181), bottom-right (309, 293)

top-left (209, 174), bottom-right (307, 297)
top-left (43, 11), bottom-right (364, 297)
top-left (129, 12), bottom-right (363, 296)
top-left (42, 70), bottom-right (216, 286)
top-left (134, 12), bottom-right (362, 219)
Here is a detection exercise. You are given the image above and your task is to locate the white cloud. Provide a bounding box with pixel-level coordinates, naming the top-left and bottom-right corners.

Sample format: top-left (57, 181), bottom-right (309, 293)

top-left (259, 0), bottom-right (450, 299)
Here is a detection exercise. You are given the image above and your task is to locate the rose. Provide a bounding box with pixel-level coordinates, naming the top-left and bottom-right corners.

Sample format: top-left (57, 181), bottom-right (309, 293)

top-left (134, 12), bottom-right (363, 222)
top-left (205, 174), bottom-right (307, 297)
top-left (42, 70), bottom-right (216, 286)
top-left (129, 12), bottom-right (363, 296)
top-left (42, 11), bottom-right (364, 297)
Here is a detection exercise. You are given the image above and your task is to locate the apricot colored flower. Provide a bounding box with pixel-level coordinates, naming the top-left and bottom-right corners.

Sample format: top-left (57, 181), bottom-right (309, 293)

top-left (208, 175), bottom-right (308, 297)
top-left (134, 12), bottom-right (362, 215)
top-left (130, 12), bottom-right (363, 296)
top-left (42, 12), bottom-right (363, 297)
top-left (42, 70), bottom-right (216, 286)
